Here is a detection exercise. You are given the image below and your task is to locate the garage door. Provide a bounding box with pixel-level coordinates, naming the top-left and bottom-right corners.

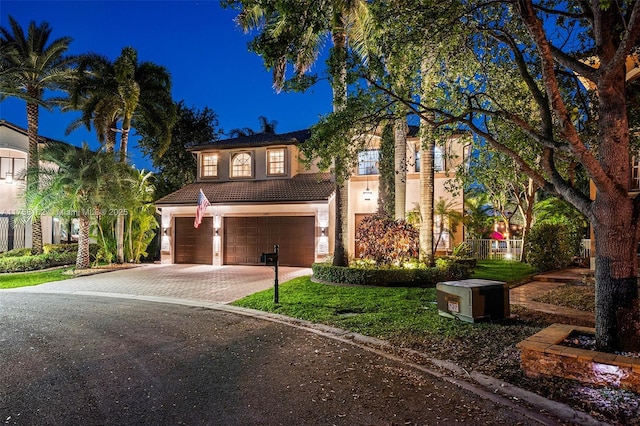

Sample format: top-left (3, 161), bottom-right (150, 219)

top-left (174, 217), bottom-right (213, 264)
top-left (224, 216), bottom-right (315, 267)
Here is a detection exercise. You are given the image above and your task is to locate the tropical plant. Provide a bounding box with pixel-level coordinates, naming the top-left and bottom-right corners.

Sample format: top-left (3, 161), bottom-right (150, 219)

top-left (139, 101), bottom-right (221, 199)
top-left (0, 16), bottom-right (75, 253)
top-left (433, 197), bottom-right (463, 252)
top-left (224, 0), bottom-right (372, 266)
top-left (65, 46), bottom-right (175, 263)
top-left (228, 115), bottom-right (278, 137)
top-left (355, 214), bottom-right (419, 266)
top-left (124, 170), bottom-right (158, 263)
top-left (463, 191), bottom-right (493, 239)
top-left (22, 142), bottom-right (117, 269)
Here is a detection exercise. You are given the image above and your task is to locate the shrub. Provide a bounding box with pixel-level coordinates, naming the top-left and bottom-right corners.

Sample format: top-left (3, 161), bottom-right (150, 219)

top-left (355, 214), bottom-right (419, 266)
top-left (0, 248), bottom-right (33, 258)
top-left (0, 251), bottom-right (76, 273)
top-left (311, 258), bottom-right (471, 287)
top-left (526, 223), bottom-right (581, 271)
top-left (43, 243), bottom-right (78, 255)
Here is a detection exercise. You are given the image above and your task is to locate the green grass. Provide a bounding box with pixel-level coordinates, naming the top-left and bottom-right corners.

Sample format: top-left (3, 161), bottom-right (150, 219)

top-left (471, 259), bottom-right (537, 285)
top-left (0, 268), bottom-right (74, 289)
top-left (233, 276), bottom-right (497, 340)
top-left (233, 260), bottom-right (540, 342)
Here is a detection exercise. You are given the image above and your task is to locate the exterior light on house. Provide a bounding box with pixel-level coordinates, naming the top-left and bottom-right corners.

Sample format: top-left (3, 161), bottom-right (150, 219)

top-left (363, 185), bottom-right (372, 201)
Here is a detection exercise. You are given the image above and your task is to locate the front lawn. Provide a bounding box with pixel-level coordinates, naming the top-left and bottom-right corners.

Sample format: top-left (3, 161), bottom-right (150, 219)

top-left (471, 259), bottom-right (537, 286)
top-left (0, 268), bottom-right (73, 289)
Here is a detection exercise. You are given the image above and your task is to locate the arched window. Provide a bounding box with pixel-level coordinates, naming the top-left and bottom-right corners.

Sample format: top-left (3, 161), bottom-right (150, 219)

top-left (231, 152), bottom-right (252, 178)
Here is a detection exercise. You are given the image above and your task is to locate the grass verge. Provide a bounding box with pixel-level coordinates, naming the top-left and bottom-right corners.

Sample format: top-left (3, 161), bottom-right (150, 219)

top-left (0, 268), bottom-right (74, 289)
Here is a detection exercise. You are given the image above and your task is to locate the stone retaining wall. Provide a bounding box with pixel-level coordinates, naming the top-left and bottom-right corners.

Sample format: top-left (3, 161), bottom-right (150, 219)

top-left (517, 323), bottom-right (640, 393)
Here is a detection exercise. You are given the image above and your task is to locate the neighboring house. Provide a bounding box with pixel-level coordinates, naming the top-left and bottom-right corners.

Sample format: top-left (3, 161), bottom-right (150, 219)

top-left (156, 127), bottom-right (468, 267)
top-left (0, 120), bottom-right (73, 252)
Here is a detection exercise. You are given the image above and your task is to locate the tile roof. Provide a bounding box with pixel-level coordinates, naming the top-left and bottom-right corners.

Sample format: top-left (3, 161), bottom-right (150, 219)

top-left (187, 129), bottom-right (312, 151)
top-left (156, 173), bottom-right (334, 206)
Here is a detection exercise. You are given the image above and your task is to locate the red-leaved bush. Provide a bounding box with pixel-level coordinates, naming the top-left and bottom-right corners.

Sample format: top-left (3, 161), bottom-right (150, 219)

top-left (355, 214), bottom-right (419, 266)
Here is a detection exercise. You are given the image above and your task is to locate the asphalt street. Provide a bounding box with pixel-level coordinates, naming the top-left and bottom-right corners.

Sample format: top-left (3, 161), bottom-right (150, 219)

top-left (1, 291), bottom-right (555, 426)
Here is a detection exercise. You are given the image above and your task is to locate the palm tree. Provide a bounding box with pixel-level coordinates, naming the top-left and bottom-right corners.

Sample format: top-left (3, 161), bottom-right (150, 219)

top-left (229, 0), bottom-right (371, 266)
top-left (66, 47), bottom-right (175, 263)
top-left (0, 16), bottom-right (75, 253)
top-left (23, 142), bottom-right (116, 269)
top-left (228, 115), bottom-right (277, 137)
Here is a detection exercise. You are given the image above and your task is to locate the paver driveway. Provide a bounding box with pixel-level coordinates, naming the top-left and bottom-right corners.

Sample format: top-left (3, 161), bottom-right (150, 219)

top-left (16, 264), bottom-right (311, 304)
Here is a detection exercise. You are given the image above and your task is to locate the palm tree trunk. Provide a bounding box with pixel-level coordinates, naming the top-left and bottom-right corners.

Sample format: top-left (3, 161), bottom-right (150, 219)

top-left (394, 115), bottom-right (407, 220)
top-left (116, 123), bottom-right (130, 263)
top-left (76, 214), bottom-right (91, 269)
top-left (418, 56), bottom-right (435, 266)
top-left (331, 27), bottom-right (349, 267)
top-left (26, 99), bottom-right (43, 254)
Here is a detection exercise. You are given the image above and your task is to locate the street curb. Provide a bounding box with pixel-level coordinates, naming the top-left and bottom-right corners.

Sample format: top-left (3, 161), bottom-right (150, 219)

top-left (5, 289), bottom-right (609, 425)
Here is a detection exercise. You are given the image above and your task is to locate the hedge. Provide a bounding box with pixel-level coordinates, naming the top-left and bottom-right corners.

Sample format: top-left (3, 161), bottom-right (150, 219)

top-left (0, 244), bottom-right (98, 273)
top-left (311, 258), bottom-right (473, 287)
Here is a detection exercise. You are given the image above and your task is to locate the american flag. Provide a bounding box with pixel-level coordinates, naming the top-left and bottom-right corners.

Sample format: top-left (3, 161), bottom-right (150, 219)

top-left (194, 189), bottom-right (210, 229)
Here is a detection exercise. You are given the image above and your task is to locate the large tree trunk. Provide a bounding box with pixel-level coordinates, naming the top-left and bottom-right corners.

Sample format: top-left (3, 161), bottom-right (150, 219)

top-left (592, 74), bottom-right (640, 352)
top-left (394, 116), bottom-right (407, 220)
top-left (331, 28), bottom-right (349, 267)
top-left (26, 99), bottom-right (43, 254)
top-left (76, 214), bottom-right (91, 269)
top-left (593, 198), bottom-right (639, 352)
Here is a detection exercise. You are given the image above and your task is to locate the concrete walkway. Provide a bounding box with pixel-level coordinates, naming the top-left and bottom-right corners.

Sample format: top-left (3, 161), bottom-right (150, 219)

top-left (509, 268), bottom-right (595, 324)
top-left (15, 263), bottom-right (311, 304)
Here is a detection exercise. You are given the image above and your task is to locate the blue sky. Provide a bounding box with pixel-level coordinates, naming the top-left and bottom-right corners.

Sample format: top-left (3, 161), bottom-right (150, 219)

top-left (0, 0), bottom-right (333, 170)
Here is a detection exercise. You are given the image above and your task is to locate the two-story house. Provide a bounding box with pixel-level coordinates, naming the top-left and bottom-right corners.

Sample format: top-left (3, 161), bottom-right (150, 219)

top-left (156, 127), bottom-right (468, 267)
top-left (0, 120), bottom-right (71, 252)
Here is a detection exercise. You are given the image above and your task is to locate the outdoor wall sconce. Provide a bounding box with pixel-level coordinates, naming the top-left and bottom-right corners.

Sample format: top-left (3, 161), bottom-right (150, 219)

top-left (321, 227), bottom-right (326, 236)
top-left (363, 185), bottom-right (372, 201)
top-left (163, 227), bottom-right (171, 236)
top-left (215, 228), bottom-right (219, 236)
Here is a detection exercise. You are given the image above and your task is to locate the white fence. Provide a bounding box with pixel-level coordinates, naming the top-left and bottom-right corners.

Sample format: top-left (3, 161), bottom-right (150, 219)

top-left (466, 239), bottom-right (523, 260)
top-left (466, 238), bottom-right (592, 260)
top-left (580, 239), bottom-right (592, 258)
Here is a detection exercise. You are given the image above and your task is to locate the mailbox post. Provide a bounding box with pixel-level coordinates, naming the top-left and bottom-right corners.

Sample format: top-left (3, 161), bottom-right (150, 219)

top-left (260, 244), bottom-right (279, 304)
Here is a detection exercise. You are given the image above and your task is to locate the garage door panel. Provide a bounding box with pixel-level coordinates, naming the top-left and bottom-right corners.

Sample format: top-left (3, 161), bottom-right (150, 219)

top-left (224, 216), bottom-right (315, 267)
top-left (174, 217), bottom-right (213, 264)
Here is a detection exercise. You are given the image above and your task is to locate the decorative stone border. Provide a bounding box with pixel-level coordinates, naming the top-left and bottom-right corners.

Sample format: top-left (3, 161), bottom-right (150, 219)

top-left (517, 323), bottom-right (640, 393)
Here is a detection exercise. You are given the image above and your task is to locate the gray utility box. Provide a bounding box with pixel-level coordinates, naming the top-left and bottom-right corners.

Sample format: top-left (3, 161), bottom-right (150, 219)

top-left (436, 279), bottom-right (510, 323)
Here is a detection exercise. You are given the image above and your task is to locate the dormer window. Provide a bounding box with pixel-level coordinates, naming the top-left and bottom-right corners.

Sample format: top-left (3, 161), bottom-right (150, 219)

top-left (267, 148), bottom-right (286, 176)
top-left (201, 153), bottom-right (219, 178)
top-left (231, 152), bottom-right (253, 178)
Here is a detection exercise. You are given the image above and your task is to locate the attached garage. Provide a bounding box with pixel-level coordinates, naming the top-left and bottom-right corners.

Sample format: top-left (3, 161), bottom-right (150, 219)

top-left (224, 216), bottom-right (315, 267)
top-left (174, 217), bottom-right (213, 264)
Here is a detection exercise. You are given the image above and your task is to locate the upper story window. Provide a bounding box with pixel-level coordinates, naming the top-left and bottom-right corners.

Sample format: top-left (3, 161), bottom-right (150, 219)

top-left (358, 149), bottom-right (379, 175)
top-left (267, 148), bottom-right (286, 175)
top-left (0, 156), bottom-right (26, 182)
top-left (415, 146), bottom-right (445, 173)
top-left (201, 153), bottom-right (219, 178)
top-left (231, 152), bottom-right (253, 178)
